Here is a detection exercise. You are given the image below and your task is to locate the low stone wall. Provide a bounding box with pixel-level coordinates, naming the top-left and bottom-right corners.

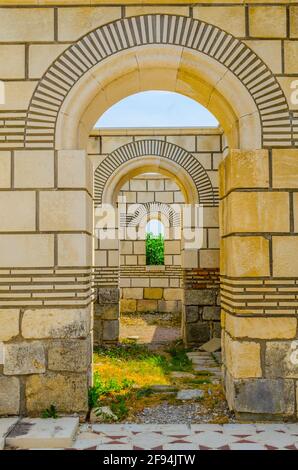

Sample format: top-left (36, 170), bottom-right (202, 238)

top-left (94, 287), bottom-right (120, 346)
top-left (182, 269), bottom-right (220, 347)
top-left (120, 286), bottom-right (182, 314)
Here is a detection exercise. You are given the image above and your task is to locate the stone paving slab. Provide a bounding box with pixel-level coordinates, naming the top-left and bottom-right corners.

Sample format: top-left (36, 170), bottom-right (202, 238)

top-left (0, 418), bottom-right (19, 450)
top-left (6, 417), bottom-right (79, 449)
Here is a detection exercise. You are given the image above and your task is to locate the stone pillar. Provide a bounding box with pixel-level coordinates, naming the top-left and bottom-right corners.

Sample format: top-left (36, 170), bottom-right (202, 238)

top-left (220, 149), bottom-right (298, 420)
top-left (0, 149), bottom-right (93, 416)
top-left (94, 287), bottom-right (120, 346)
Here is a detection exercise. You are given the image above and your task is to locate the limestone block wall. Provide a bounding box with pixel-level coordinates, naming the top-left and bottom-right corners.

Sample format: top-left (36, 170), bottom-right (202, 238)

top-left (220, 150), bottom-right (298, 419)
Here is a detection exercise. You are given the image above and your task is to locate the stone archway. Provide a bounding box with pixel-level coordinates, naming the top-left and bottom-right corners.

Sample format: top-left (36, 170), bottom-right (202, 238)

top-left (0, 8), bottom-right (297, 420)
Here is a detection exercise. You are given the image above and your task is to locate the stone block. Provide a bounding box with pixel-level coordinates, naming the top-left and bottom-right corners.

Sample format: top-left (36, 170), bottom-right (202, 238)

top-left (193, 5), bottom-right (245, 37)
top-left (249, 6), bottom-right (287, 38)
top-left (103, 320), bottom-right (119, 342)
top-left (284, 41), bottom-right (298, 74)
top-left (137, 300), bottom-right (158, 313)
top-left (120, 299), bottom-right (136, 313)
top-left (148, 179), bottom-right (165, 191)
top-left (0, 8), bottom-right (54, 41)
top-left (272, 236), bottom-right (298, 277)
top-left (294, 194), bottom-right (298, 233)
top-left (57, 7), bottom-right (121, 41)
top-left (0, 234), bottom-right (54, 268)
top-left (144, 288), bottom-right (163, 300)
top-left (14, 150), bottom-right (54, 189)
top-left (26, 373), bottom-right (88, 414)
top-left (184, 289), bottom-right (216, 306)
top-left (150, 278), bottom-right (169, 288)
top-left (58, 233), bottom-right (92, 267)
top-left (0, 310), bottom-right (19, 341)
top-left (22, 308), bottom-right (90, 339)
top-left (57, 150), bottom-right (92, 193)
top-left (0, 152), bottom-right (11, 189)
top-left (0, 377), bottom-right (20, 415)
top-left (225, 334), bottom-right (261, 379)
top-left (221, 236), bottom-right (270, 278)
top-left (133, 241), bottom-right (145, 255)
top-left (221, 150), bottom-right (269, 197)
top-left (1, 81), bottom-right (37, 111)
top-left (4, 342), bottom-right (45, 375)
top-left (108, 251), bottom-right (119, 267)
top-left (272, 149), bottom-right (298, 188)
top-left (164, 241), bottom-right (181, 255)
top-left (184, 305), bottom-right (199, 323)
top-left (130, 179), bottom-right (146, 191)
top-left (120, 241), bottom-right (133, 255)
top-left (155, 192), bottom-right (174, 204)
top-left (185, 322), bottom-right (210, 345)
top-left (202, 306), bottom-right (221, 321)
top-left (225, 314), bottom-right (297, 340)
top-left (290, 6), bottom-right (298, 38)
top-left (0, 45), bottom-right (25, 79)
top-left (203, 207), bottom-right (219, 227)
top-left (212, 322), bottom-right (221, 339)
top-left (95, 303), bottom-right (119, 320)
top-left (163, 288), bottom-right (182, 301)
top-left (125, 255), bottom-right (138, 265)
top-left (225, 373), bottom-right (295, 416)
top-left (48, 339), bottom-right (90, 372)
top-left (167, 135), bottom-right (196, 151)
top-left (200, 250), bottom-right (219, 268)
top-left (158, 300), bottom-right (180, 313)
top-left (265, 341), bottom-right (298, 379)
top-left (223, 192), bottom-right (290, 234)
top-left (98, 287), bottom-right (119, 304)
top-left (0, 191), bottom-right (36, 232)
top-left (122, 288), bottom-right (143, 300)
top-left (137, 192), bottom-right (155, 203)
top-left (39, 191), bottom-right (91, 232)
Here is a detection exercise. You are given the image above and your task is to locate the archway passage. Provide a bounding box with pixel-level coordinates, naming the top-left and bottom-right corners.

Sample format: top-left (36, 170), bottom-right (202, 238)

top-left (25, 14), bottom-right (292, 150)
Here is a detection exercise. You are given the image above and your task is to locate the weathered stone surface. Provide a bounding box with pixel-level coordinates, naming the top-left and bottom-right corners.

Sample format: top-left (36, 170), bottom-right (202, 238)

top-left (26, 373), bottom-right (88, 414)
top-left (170, 371), bottom-right (196, 379)
top-left (0, 377), bottom-right (20, 415)
top-left (4, 342), bottom-right (45, 375)
top-left (0, 418), bottom-right (19, 450)
top-left (199, 337), bottom-right (221, 353)
top-left (225, 314), bottom-right (297, 340)
top-left (202, 306), bottom-right (221, 321)
top-left (265, 341), bottom-right (298, 379)
top-left (103, 320), bottom-right (119, 342)
top-left (158, 300), bottom-right (180, 313)
top-left (98, 287), bottom-right (119, 303)
top-left (120, 299), bottom-right (136, 313)
top-left (177, 389), bottom-right (204, 400)
top-left (226, 373), bottom-right (295, 416)
top-left (212, 322), bottom-right (222, 338)
top-left (186, 322), bottom-right (210, 345)
top-left (22, 308), bottom-right (90, 339)
top-left (0, 310), bottom-right (19, 341)
top-left (184, 289), bottom-right (216, 306)
top-left (6, 417), bottom-right (79, 449)
top-left (225, 335), bottom-right (261, 379)
top-left (144, 287), bottom-right (163, 300)
top-left (137, 300), bottom-right (158, 312)
top-left (48, 339), bottom-right (90, 372)
top-left (95, 303), bottom-right (119, 320)
top-left (184, 305), bottom-right (199, 323)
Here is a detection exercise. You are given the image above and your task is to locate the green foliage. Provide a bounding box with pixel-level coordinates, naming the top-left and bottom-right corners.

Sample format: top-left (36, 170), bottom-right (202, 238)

top-left (41, 404), bottom-right (58, 419)
top-left (145, 232), bottom-right (164, 265)
top-left (88, 371), bottom-right (134, 411)
top-left (166, 342), bottom-right (193, 372)
top-left (110, 396), bottom-right (130, 420)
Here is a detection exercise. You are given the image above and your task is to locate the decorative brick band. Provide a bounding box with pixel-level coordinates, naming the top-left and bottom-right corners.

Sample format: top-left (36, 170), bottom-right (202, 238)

top-left (221, 276), bottom-right (298, 316)
top-left (24, 14), bottom-right (292, 149)
top-left (183, 268), bottom-right (220, 289)
top-left (0, 268), bottom-right (94, 308)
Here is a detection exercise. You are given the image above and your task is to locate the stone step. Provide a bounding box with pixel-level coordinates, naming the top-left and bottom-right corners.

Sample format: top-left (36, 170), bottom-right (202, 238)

top-left (0, 417), bottom-right (19, 450)
top-left (6, 417), bottom-right (79, 449)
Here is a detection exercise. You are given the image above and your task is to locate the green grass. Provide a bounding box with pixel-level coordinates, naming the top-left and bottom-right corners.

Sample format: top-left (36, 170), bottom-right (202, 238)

top-left (90, 341), bottom-right (193, 421)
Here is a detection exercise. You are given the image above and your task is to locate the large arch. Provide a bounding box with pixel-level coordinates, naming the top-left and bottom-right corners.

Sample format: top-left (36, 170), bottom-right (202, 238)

top-left (25, 14), bottom-right (292, 150)
top-left (94, 139), bottom-right (217, 207)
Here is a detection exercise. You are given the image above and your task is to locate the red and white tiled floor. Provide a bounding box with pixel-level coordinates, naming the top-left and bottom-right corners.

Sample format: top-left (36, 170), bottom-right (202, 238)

top-left (70, 423), bottom-right (298, 450)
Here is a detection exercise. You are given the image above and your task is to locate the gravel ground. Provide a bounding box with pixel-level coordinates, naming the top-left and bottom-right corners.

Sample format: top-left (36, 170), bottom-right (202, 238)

top-left (131, 401), bottom-right (235, 424)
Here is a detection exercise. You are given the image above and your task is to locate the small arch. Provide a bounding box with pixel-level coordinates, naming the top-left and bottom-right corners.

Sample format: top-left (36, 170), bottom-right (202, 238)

top-left (124, 202), bottom-right (181, 228)
top-left (94, 139), bottom-right (217, 207)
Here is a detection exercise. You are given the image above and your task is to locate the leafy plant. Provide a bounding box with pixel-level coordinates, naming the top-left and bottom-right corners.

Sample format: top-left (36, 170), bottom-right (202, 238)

top-left (145, 232), bottom-right (164, 265)
top-left (41, 404), bottom-right (58, 419)
top-left (110, 396), bottom-right (130, 420)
